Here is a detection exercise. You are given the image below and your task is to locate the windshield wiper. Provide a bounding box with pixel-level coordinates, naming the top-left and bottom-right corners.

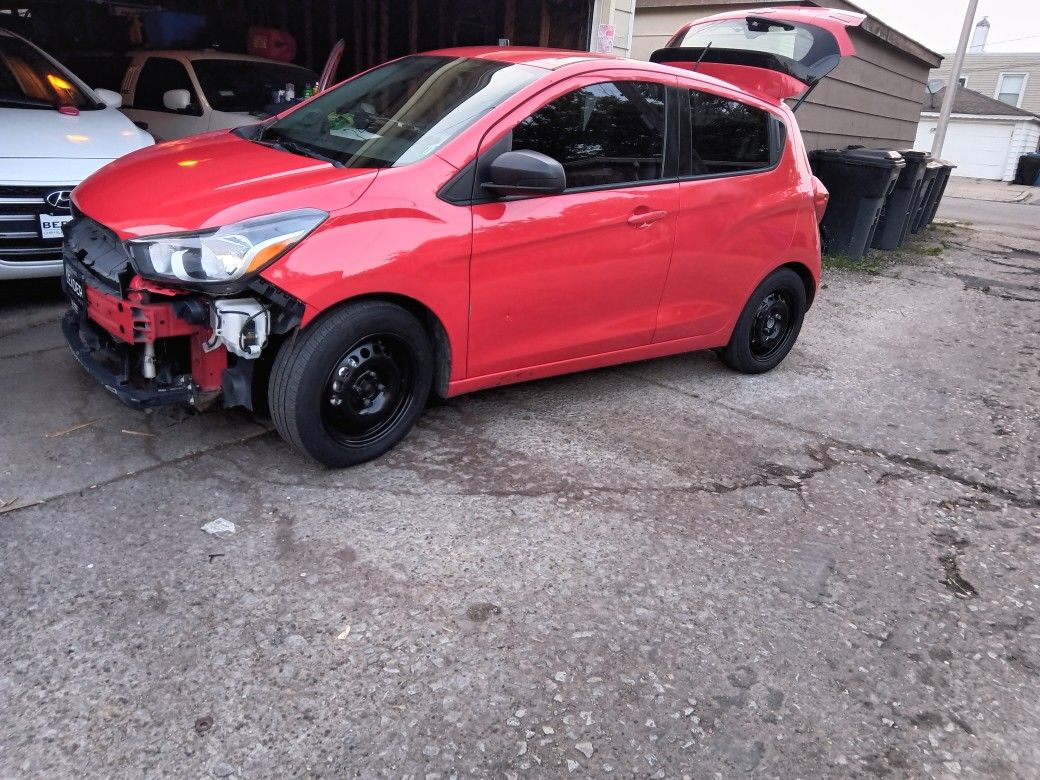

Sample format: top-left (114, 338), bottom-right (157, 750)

top-left (272, 138), bottom-right (344, 167)
top-left (252, 126), bottom-right (344, 167)
top-left (0, 95), bottom-right (55, 109)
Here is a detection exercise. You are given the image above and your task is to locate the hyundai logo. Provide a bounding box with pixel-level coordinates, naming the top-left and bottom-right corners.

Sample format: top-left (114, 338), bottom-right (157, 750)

top-left (45, 190), bottom-right (72, 211)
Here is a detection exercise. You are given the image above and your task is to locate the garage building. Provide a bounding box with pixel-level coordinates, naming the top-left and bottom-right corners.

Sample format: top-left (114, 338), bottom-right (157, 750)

top-left (916, 87), bottom-right (1040, 181)
top-left (1, 0), bottom-right (638, 88)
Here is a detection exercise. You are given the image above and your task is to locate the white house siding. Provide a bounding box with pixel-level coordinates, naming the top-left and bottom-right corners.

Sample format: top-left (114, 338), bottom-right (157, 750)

top-left (916, 115), bottom-right (1040, 181)
top-left (1006, 120), bottom-right (1040, 181)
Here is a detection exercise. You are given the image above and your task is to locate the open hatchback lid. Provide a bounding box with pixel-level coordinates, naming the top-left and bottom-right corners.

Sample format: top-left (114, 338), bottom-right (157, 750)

top-left (651, 7), bottom-right (865, 104)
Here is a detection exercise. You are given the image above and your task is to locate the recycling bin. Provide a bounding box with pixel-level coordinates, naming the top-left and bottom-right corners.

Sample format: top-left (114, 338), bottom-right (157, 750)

top-left (810, 148), bottom-right (905, 260)
top-left (921, 159), bottom-right (956, 228)
top-left (872, 149), bottom-right (929, 250)
top-left (909, 160), bottom-right (943, 234)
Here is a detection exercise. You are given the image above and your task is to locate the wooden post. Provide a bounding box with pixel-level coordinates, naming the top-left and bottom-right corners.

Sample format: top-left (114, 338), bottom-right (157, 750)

top-left (353, 0), bottom-right (364, 72)
top-left (503, 0), bottom-right (516, 43)
top-left (303, 0), bottom-right (314, 69)
top-left (539, 0), bottom-right (550, 47)
top-left (366, 0), bottom-right (376, 67)
top-left (328, 0), bottom-right (338, 49)
top-left (380, 0), bottom-right (389, 62)
top-left (409, 0), bottom-right (419, 53)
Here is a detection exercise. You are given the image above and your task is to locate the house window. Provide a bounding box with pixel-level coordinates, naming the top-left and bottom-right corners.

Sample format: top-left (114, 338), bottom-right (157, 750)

top-left (995, 73), bottom-right (1027, 107)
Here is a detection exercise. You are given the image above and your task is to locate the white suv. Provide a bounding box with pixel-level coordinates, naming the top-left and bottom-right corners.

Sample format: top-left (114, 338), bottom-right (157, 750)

top-left (0, 28), bottom-right (153, 280)
top-left (119, 51), bottom-right (318, 142)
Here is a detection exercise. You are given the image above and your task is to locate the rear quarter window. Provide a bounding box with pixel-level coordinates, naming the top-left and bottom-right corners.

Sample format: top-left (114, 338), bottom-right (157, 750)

top-left (686, 89), bottom-right (781, 176)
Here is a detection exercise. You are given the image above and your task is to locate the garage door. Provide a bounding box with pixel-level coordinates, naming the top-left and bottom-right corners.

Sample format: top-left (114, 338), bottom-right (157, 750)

top-left (915, 119), bottom-right (1013, 180)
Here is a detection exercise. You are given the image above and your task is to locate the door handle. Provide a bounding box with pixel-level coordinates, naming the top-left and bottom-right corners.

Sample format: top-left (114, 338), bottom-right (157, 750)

top-left (627, 209), bottom-right (668, 228)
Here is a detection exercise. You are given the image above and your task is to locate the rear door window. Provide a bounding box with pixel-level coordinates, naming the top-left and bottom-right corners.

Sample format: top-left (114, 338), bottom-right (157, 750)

top-left (510, 81), bottom-right (668, 189)
top-left (686, 89), bottom-right (776, 176)
top-left (133, 57), bottom-right (201, 114)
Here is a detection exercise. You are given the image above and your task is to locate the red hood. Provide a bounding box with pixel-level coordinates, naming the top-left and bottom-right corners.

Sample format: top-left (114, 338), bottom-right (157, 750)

top-left (72, 130), bottom-right (377, 239)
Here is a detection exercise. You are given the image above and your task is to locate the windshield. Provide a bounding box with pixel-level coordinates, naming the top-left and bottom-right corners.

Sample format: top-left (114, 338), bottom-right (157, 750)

top-left (261, 55), bottom-right (542, 169)
top-left (0, 33), bottom-right (101, 110)
top-left (193, 59), bottom-right (318, 115)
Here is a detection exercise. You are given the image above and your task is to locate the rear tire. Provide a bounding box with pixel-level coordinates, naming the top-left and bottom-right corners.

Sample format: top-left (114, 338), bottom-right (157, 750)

top-left (719, 268), bottom-right (806, 374)
top-left (269, 301), bottom-right (433, 467)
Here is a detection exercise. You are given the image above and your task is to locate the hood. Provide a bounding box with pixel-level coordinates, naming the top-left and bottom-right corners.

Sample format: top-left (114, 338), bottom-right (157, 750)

top-left (72, 130), bottom-right (379, 239)
top-left (0, 105), bottom-right (153, 161)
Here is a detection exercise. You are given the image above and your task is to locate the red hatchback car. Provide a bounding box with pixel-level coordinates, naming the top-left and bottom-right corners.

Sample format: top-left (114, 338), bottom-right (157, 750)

top-left (62, 8), bottom-right (860, 467)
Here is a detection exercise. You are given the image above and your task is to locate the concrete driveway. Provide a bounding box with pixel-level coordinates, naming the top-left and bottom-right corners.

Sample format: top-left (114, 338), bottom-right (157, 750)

top-left (1, 214), bottom-right (1038, 777)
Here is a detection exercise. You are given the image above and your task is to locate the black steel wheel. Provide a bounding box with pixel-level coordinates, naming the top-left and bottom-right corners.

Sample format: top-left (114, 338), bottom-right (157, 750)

top-left (321, 334), bottom-right (415, 448)
top-left (719, 268), bottom-right (807, 374)
top-left (269, 301), bottom-right (434, 467)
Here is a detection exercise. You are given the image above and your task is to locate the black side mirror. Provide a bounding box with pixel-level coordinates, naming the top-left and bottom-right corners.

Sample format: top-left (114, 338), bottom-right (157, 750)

top-left (482, 150), bottom-right (566, 197)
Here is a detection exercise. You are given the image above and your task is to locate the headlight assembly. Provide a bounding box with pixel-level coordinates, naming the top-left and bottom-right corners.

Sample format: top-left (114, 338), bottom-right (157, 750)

top-left (127, 209), bottom-right (327, 286)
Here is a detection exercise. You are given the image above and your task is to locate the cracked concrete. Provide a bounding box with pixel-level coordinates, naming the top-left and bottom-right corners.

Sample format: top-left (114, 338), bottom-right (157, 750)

top-left (1, 201), bottom-right (1038, 778)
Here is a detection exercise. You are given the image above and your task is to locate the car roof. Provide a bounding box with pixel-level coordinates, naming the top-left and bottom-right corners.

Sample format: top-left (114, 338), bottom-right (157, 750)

top-left (425, 46), bottom-right (626, 70)
top-left (424, 46), bottom-right (780, 113)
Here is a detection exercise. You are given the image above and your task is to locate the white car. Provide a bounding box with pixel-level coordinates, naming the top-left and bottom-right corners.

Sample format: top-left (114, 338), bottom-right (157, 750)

top-left (0, 28), bottom-right (153, 280)
top-left (119, 51), bottom-right (318, 142)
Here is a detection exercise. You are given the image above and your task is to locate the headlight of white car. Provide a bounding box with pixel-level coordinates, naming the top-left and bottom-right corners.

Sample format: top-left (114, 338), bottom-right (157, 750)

top-left (127, 209), bottom-right (327, 285)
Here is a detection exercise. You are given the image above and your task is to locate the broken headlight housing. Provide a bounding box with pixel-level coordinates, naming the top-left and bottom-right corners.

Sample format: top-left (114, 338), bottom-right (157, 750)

top-left (127, 209), bottom-right (327, 286)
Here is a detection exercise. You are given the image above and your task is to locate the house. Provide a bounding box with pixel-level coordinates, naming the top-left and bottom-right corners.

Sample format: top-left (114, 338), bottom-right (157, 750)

top-left (928, 20), bottom-right (1040, 115)
top-left (918, 18), bottom-right (1040, 181)
top-left (631, 0), bottom-right (943, 151)
top-left (916, 88), bottom-right (1040, 181)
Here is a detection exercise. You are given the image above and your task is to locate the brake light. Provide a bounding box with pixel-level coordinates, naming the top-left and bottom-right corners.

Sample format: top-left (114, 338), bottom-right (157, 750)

top-left (811, 175), bottom-right (829, 223)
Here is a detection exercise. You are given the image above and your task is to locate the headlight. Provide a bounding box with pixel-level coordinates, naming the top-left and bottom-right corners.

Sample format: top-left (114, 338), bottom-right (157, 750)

top-left (127, 209), bottom-right (326, 285)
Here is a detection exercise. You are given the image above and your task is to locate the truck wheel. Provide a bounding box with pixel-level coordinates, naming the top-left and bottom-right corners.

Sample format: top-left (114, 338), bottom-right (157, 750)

top-left (269, 301), bottom-right (434, 467)
top-left (718, 268), bottom-right (806, 374)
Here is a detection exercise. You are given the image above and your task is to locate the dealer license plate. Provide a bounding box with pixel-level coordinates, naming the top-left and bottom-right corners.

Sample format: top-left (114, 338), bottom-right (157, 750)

top-left (40, 213), bottom-right (73, 240)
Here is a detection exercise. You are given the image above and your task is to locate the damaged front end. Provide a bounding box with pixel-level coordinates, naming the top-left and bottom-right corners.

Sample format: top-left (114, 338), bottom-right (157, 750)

top-left (61, 214), bottom-right (305, 411)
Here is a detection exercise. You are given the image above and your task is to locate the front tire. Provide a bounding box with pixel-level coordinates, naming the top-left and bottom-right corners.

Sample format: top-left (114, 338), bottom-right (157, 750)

top-left (269, 301), bottom-right (434, 467)
top-left (718, 268), bottom-right (807, 374)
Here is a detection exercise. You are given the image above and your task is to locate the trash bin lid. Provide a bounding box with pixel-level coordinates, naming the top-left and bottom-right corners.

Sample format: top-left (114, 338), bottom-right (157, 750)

top-left (842, 148), bottom-right (906, 169)
top-left (897, 150), bottom-right (930, 162)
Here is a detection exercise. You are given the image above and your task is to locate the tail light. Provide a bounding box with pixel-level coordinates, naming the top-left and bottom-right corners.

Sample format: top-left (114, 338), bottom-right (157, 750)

top-left (811, 175), bottom-right (829, 223)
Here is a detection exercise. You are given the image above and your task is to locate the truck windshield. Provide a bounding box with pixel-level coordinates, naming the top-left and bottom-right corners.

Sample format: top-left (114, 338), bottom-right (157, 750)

top-left (0, 33), bottom-right (101, 110)
top-left (260, 55), bottom-right (542, 169)
top-left (193, 59), bottom-right (318, 115)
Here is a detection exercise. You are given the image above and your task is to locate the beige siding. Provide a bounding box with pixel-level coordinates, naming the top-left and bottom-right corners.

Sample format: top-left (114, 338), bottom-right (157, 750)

top-left (632, 1), bottom-right (939, 151)
top-left (931, 54), bottom-right (1040, 114)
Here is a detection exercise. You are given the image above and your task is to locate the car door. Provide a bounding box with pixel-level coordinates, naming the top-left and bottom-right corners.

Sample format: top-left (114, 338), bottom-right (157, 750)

top-left (652, 87), bottom-right (803, 342)
top-left (467, 73), bottom-right (679, 378)
top-left (121, 56), bottom-right (206, 141)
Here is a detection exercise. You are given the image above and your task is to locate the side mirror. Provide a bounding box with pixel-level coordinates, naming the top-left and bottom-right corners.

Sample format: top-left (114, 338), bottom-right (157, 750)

top-left (163, 88), bottom-right (191, 111)
top-left (483, 150), bottom-right (566, 197)
top-left (94, 88), bottom-right (122, 108)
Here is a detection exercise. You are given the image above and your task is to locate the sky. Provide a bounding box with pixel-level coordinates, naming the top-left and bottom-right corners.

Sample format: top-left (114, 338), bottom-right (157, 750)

top-left (852, 0), bottom-right (1040, 54)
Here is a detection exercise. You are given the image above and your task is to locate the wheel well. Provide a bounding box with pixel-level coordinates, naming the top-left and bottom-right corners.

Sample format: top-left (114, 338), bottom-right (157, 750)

top-left (782, 262), bottom-right (817, 309)
top-left (322, 293), bottom-right (453, 398)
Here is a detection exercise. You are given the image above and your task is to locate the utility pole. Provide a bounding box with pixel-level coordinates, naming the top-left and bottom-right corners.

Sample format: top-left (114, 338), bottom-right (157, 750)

top-left (931, 0), bottom-right (979, 157)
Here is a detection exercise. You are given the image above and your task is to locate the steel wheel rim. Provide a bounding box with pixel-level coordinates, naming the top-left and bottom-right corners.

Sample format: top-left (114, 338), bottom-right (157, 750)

top-left (321, 334), bottom-right (415, 448)
top-left (749, 291), bottom-right (794, 361)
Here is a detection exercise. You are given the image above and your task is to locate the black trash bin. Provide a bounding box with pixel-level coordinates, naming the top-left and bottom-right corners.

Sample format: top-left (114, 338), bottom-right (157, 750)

top-left (1013, 152), bottom-right (1040, 186)
top-left (872, 149), bottom-right (929, 250)
top-left (910, 160), bottom-right (943, 234)
top-left (921, 159), bottom-right (956, 228)
top-left (810, 148), bottom-right (905, 260)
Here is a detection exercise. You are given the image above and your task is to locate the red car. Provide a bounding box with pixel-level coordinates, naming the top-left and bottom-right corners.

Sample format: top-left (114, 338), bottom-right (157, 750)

top-left (62, 8), bottom-right (859, 467)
